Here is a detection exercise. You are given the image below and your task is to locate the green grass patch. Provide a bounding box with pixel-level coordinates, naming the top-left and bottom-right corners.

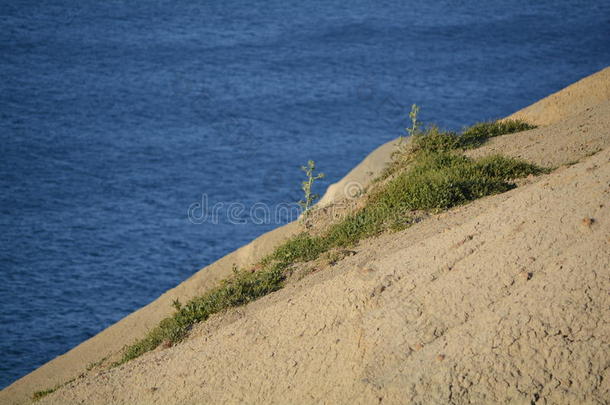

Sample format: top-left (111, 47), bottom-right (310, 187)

top-left (410, 119), bottom-right (536, 154)
top-left (118, 118), bottom-right (543, 364)
top-left (263, 233), bottom-right (329, 268)
top-left (375, 152), bottom-right (546, 211)
top-left (460, 119), bottom-right (536, 148)
top-left (320, 151), bottom-right (545, 247)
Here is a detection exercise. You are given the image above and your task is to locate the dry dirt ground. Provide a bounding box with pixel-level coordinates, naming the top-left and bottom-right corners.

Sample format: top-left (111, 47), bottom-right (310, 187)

top-left (2, 67), bottom-right (609, 404)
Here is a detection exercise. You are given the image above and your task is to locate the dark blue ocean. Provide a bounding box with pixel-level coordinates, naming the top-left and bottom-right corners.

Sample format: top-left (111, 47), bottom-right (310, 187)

top-left (1, 0), bottom-right (608, 388)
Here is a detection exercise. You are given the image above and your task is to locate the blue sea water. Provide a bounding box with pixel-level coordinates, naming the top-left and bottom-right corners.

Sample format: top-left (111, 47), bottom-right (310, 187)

top-left (0, 0), bottom-right (608, 388)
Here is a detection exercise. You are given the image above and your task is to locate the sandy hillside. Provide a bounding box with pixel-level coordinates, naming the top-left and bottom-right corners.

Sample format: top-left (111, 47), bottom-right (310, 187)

top-left (1, 66), bottom-right (609, 404)
top-left (38, 99), bottom-right (610, 405)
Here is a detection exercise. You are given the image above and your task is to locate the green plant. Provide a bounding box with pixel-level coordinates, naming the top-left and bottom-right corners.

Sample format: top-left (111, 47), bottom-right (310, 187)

top-left (409, 104), bottom-right (420, 134)
top-left (265, 233), bottom-right (328, 266)
top-left (400, 103), bottom-right (421, 146)
top-left (298, 160), bottom-right (325, 216)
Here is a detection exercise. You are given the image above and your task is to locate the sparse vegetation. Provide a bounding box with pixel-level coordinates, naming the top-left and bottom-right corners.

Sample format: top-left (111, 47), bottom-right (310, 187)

top-left (408, 104), bottom-right (421, 136)
top-left (401, 104), bottom-right (421, 145)
top-left (116, 115), bottom-right (545, 366)
top-left (33, 388), bottom-right (58, 402)
top-left (118, 266), bottom-right (284, 364)
top-left (32, 377), bottom-right (76, 402)
top-left (298, 160), bottom-right (325, 217)
top-left (85, 356), bottom-right (108, 371)
top-left (321, 249), bottom-right (348, 266)
top-left (460, 120), bottom-right (536, 147)
top-left (408, 119), bottom-right (536, 154)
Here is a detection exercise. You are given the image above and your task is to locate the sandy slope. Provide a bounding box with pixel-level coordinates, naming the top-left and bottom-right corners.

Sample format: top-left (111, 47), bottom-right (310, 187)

top-left (39, 116), bottom-right (610, 405)
top-left (1, 66), bottom-right (609, 404)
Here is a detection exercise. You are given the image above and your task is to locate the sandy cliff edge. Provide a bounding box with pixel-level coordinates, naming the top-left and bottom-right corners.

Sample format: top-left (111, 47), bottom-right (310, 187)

top-left (39, 125), bottom-right (610, 405)
top-left (1, 66), bottom-right (609, 404)
top-left (505, 66), bottom-right (610, 126)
